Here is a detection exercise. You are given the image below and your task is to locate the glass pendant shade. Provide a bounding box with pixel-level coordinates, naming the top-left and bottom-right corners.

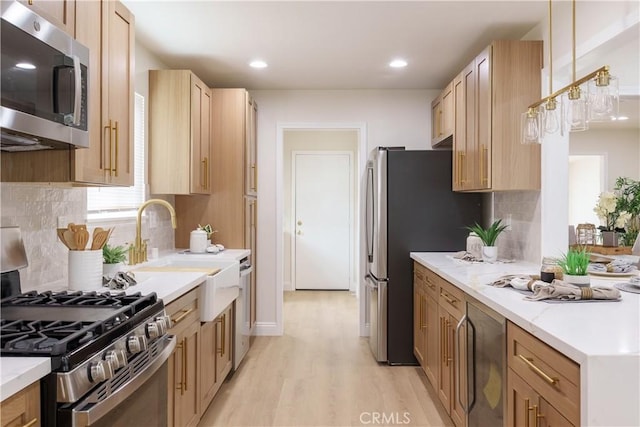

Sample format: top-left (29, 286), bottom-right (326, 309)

top-left (588, 73), bottom-right (619, 122)
top-left (521, 109), bottom-right (542, 144)
top-left (542, 98), bottom-right (560, 135)
top-left (563, 86), bottom-right (589, 132)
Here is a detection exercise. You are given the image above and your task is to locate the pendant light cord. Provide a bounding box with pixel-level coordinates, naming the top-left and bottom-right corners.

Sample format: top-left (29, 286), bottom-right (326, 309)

top-left (548, 0), bottom-right (553, 95)
top-left (572, 0), bottom-right (576, 82)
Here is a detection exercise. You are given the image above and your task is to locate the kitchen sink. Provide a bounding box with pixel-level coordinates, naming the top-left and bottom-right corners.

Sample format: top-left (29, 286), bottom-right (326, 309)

top-left (138, 255), bottom-right (240, 322)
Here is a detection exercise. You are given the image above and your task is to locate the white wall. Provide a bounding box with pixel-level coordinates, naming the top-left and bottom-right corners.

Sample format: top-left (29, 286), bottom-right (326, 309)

top-left (251, 89), bottom-right (437, 333)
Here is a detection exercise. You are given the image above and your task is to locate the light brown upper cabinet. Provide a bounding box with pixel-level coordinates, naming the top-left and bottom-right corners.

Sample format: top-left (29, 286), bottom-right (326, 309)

top-left (453, 40), bottom-right (542, 192)
top-left (431, 82), bottom-right (454, 148)
top-left (1, 0), bottom-right (134, 186)
top-left (19, 0), bottom-right (75, 36)
top-left (149, 70), bottom-right (212, 195)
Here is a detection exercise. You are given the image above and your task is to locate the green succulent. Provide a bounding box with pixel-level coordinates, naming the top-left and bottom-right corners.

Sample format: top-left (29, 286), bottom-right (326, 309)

top-left (557, 247), bottom-right (590, 276)
top-left (103, 244), bottom-right (127, 264)
top-left (465, 219), bottom-right (508, 246)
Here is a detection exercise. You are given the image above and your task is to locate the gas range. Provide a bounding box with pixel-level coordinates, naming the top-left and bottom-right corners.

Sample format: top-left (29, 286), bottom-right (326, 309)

top-left (0, 290), bottom-right (175, 427)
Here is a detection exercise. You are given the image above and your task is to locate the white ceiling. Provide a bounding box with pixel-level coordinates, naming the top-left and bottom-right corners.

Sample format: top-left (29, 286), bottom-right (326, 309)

top-left (123, 0), bottom-right (549, 90)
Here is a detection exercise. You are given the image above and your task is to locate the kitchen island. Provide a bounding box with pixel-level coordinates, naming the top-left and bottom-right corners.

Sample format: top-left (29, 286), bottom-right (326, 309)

top-left (411, 252), bottom-right (640, 427)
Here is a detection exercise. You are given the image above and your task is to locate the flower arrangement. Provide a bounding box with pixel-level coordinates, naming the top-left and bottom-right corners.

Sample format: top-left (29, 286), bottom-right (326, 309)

top-left (593, 191), bottom-right (631, 232)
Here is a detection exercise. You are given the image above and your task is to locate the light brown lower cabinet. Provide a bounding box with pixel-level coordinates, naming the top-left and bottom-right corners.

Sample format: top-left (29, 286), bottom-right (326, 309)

top-left (166, 289), bottom-right (201, 427)
top-left (0, 381), bottom-right (40, 427)
top-left (200, 303), bottom-right (234, 413)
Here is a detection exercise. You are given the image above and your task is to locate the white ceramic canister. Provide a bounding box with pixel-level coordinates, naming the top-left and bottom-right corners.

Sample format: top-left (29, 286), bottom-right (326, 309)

top-left (466, 232), bottom-right (483, 259)
top-left (69, 250), bottom-right (103, 291)
top-left (190, 229), bottom-right (208, 253)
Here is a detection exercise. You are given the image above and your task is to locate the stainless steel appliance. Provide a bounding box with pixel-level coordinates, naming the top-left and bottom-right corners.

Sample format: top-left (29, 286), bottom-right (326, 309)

top-left (234, 255), bottom-right (253, 370)
top-left (1, 1), bottom-right (89, 151)
top-left (0, 290), bottom-right (175, 427)
top-left (457, 298), bottom-right (506, 427)
top-left (365, 147), bottom-right (483, 364)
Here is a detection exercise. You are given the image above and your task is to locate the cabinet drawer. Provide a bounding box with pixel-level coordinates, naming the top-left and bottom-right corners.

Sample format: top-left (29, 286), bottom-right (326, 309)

top-left (438, 277), bottom-right (464, 318)
top-left (166, 289), bottom-right (199, 335)
top-left (422, 268), bottom-right (439, 299)
top-left (507, 322), bottom-right (580, 425)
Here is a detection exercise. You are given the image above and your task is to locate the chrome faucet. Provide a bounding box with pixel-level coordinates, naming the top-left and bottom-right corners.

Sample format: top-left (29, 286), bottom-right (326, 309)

top-left (129, 199), bottom-right (177, 265)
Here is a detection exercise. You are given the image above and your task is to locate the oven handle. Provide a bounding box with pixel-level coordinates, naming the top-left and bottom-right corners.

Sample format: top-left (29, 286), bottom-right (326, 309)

top-left (71, 335), bottom-right (176, 427)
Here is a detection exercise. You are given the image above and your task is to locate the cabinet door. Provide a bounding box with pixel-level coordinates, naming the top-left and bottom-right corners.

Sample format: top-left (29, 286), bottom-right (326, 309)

top-left (245, 197), bottom-right (257, 328)
top-left (463, 61), bottom-right (479, 190)
top-left (73, 0), bottom-right (108, 184)
top-left (19, 0), bottom-right (75, 36)
top-left (103, 0), bottom-right (134, 186)
top-left (450, 311), bottom-right (466, 427)
top-left (452, 73), bottom-right (465, 191)
top-left (431, 96), bottom-right (442, 144)
top-left (441, 83), bottom-right (454, 139)
top-left (424, 293), bottom-right (438, 387)
top-left (538, 395), bottom-right (574, 427)
top-left (190, 75), bottom-right (211, 194)
top-left (0, 381), bottom-right (40, 427)
top-left (245, 95), bottom-right (258, 196)
top-left (174, 320), bottom-right (200, 427)
top-left (437, 305), bottom-right (452, 414)
top-left (507, 370), bottom-right (538, 427)
top-left (413, 278), bottom-right (425, 366)
top-left (475, 47), bottom-right (492, 190)
top-left (199, 320), bottom-right (217, 410)
top-left (216, 306), bottom-right (233, 381)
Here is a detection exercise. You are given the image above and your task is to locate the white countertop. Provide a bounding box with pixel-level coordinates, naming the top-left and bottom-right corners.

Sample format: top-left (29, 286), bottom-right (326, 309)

top-left (411, 252), bottom-right (640, 426)
top-left (0, 357), bottom-right (50, 402)
top-left (0, 248), bottom-right (248, 401)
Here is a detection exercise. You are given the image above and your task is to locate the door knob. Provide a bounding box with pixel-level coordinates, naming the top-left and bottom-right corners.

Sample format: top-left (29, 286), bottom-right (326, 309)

top-left (297, 230), bottom-right (302, 235)
top-left (297, 220), bottom-right (302, 225)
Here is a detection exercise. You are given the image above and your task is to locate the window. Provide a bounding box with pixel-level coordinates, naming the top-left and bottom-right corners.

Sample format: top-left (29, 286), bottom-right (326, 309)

top-left (87, 93), bottom-right (146, 219)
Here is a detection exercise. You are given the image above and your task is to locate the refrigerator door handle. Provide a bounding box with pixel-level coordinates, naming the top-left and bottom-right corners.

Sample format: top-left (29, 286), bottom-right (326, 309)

top-left (364, 274), bottom-right (378, 289)
top-left (365, 165), bottom-right (374, 263)
top-left (455, 314), bottom-right (469, 414)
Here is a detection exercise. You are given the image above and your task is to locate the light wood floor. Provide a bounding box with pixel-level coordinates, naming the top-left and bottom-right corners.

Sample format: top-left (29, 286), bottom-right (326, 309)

top-left (197, 291), bottom-right (452, 427)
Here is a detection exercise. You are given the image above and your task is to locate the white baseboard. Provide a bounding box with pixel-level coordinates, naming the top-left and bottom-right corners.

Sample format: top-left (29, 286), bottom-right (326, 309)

top-left (360, 322), bottom-right (370, 337)
top-left (253, 321), bottom-right (282, 336)
top-left (284, 280), bottom-right (293, 291)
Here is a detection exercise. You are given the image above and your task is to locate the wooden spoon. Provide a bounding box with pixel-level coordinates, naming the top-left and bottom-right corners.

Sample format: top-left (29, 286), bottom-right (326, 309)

top-left (91, 230), bottom-right (109, 250)
top-left (75, 229), bottom-right (90, 251)
top-left (57, 228), bottom-right (71, 249)
top-left (91, 227), bottom-right (104, 249)
top-left (63, 229), bottom-right (77, 250)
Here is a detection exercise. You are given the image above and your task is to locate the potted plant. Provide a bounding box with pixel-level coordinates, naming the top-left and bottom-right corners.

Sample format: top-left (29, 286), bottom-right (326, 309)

top-left (197, 223), bottom-right (217, 243)
top-left (103, 243), bottom-right (127, 278)
top-left (465, 219), bottom-right (508, 263)
top-left (557, 247), bottom-right (590, 287)
top-left (613, 177), bottom-right (640, 247)
top-left (593, 190), bottom-right (631, 247)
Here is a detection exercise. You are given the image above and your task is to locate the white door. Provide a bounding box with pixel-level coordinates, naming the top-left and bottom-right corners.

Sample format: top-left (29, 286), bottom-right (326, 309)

top-left (293, 152), bottom-right (351, 290)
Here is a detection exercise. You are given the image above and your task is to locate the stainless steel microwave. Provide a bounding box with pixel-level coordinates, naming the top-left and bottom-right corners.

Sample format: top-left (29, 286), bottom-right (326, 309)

top-left (1, 1), bottom-right (89, 151)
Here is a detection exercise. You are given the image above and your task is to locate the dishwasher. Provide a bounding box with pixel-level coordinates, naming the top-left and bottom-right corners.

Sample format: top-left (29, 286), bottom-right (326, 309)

top-left (456, 297), bottom-right (506, 427)
top-left (234, 256), bottom-right (253, 370)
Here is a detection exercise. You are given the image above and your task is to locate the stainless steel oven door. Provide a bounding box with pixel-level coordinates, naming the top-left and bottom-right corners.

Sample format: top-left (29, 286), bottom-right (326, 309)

top-left (69, 335), bottom-right (176, 427)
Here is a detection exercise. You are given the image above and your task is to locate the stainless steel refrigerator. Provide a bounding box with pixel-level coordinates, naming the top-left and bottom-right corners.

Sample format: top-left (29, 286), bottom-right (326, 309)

top-left (365, 147), bottom-right (483, 364)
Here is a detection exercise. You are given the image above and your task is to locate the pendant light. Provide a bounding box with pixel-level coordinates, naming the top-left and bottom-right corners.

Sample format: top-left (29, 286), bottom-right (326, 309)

top-left (521, 0), bottom-right (620, 143)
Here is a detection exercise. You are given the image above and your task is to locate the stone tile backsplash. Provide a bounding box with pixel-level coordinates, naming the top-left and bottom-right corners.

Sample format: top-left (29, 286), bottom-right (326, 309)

top-left (1, 183), bottom-right (175, 292)
top-left (494, 191), bottom-right (541, 263)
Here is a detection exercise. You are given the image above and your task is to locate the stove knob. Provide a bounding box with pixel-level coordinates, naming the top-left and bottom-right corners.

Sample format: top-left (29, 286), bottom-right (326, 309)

top-left (104, 349), bottom-right (128, 370)
top-left (126, 335), bottom-right (148, 354)
top-left (89, 360), bottom-right (114, 383)
top-left (146, 322), bottom-right (160, 339)
top-left (156, 315), bottom-right (172, 331)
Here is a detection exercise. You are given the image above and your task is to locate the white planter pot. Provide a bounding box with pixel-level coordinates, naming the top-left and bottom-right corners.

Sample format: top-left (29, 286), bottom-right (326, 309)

top-left (103, 262), bottom-right (124, 279)
top-left (482, 246), bottom-right (498, 263)
top-left (563, 274), bottom-right (591, 287)
top-left (69, 250), bottom-right (103, 291)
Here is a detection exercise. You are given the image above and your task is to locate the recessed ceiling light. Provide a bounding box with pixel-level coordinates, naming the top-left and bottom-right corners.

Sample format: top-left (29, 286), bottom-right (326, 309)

top-left (250, 60), bottom-right (268, 69)
top-left (389, 59), bottom-right (408, 68)
top-left (16, 62), bottom-right (36, 70)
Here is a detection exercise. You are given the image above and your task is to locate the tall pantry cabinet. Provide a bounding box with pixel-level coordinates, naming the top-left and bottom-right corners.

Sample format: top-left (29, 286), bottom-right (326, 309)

top-left (175, 88), bottom-right (258, 329)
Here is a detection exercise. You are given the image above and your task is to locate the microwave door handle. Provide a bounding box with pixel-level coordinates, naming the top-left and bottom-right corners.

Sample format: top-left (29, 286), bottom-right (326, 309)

top-left (72, 55), bottom-right (82, 126)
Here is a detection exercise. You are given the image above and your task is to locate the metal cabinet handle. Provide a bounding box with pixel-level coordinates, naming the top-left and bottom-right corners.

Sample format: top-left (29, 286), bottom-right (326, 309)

top-left (481, 145), bottom-right (488, 185)
top-left (524, 398), bottom-right (534, 427)
top-left (441, 292), bottom-right (457, 306)
top-left (534, 404), bottom-right (545, 427)
top-left (113, 121), bottom-right (119, 177)
top-left (182, 337), bottom-right (188, 392)
top-left (21, 418), bottom-right (38, 427)
top-left (251, 164), bottom-right (257, 192)
top-left (517, 354), bottom-right (559, 385)
top-left (171, 308), bottom-right (195, 326)
top-left (201, 157), bottom-right (209, 190)
top-left (102, 122), bottom-right (111, 171)
top-left (175, 340), bottom-right (184, 394)
top-left (221, 313), bottom-right (226, 357)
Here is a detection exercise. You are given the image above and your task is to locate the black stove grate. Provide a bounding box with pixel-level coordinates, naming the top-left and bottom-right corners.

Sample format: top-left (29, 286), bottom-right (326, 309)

top-left (0, 290), bottom-right (164, 371)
